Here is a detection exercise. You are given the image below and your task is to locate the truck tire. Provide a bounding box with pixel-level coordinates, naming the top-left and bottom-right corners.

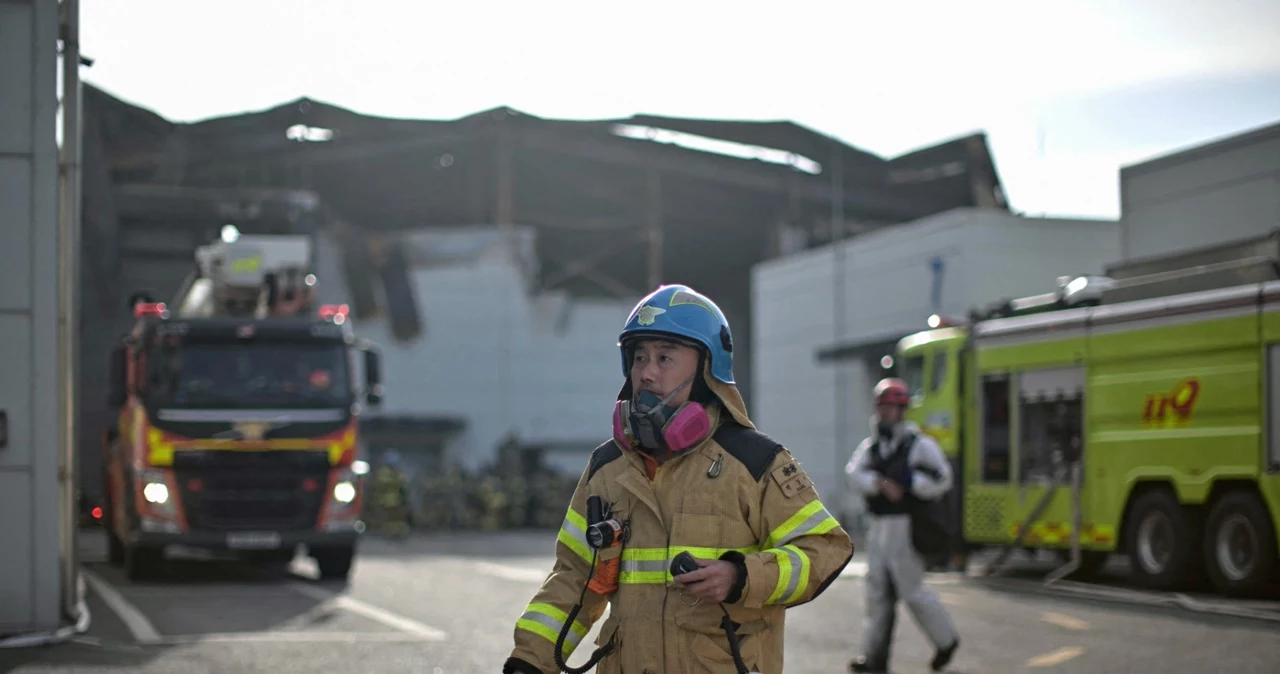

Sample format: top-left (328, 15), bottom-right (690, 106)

top-left (1125, 489), bottom-right (1201, 590)
top-left (314, 546), bottom-right (356, 581)
top-left (125, 544), bottom-right (164, 582)
top-left (1204, 491), bottom-right (1278, 598)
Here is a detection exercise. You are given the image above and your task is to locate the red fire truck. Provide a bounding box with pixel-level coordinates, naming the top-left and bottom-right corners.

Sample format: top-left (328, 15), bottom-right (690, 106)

top-left (101, 234), bottom-right (383, 581)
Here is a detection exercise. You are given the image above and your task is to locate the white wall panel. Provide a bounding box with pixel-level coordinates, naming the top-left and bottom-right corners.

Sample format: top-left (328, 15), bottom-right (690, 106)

top-left (314, 228), bottom-right (635, 472)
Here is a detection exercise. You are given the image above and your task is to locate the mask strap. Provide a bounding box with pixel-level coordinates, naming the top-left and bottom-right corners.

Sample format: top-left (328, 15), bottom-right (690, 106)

top-left (648, 373), bottom-right (697, 409)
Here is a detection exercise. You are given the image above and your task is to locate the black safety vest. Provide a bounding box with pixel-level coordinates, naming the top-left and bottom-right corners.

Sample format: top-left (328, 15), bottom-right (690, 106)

top-left (865, 434), bottom-right (917, 516)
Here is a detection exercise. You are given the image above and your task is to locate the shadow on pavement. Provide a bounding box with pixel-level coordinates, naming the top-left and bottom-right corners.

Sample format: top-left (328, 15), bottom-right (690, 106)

top-left (971, 574), bottom-right (1280, 630)
top-left (0, 535), bottom-right (351, 672)
top-left (0, 637), bottom-right (167, 672)
top-left (353, 529), bottom-right (559, 560)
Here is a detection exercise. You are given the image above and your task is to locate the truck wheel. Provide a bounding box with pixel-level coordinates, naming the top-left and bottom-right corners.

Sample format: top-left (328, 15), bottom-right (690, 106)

top-left (313, 546), bottom-right (356, 581)
top-left (1204, 491), bottom-right (1278, 597)
top-left (1125, 489), bottom-right (1200, 589)
top-left (125, 544), bottom-right (164, 582)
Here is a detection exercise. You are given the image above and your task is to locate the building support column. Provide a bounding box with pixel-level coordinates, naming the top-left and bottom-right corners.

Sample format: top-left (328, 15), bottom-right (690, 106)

top-left (0, 0), bottom-right (63, 635)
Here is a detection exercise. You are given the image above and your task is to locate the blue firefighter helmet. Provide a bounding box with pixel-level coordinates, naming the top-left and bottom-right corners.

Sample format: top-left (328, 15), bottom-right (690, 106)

top-left (618, 284), bottom-right (735, 385)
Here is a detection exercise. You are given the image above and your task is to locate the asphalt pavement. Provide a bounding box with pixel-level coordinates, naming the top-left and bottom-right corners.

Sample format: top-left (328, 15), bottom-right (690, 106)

top-left (1, 530), bottom-right (1278, 673)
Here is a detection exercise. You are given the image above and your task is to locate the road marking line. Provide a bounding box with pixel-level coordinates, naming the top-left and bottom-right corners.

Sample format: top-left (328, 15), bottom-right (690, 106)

top-left (840, 561), bottom-right (869, 578)
top-left (289, 583), bottom-right (447, 641)
top-left (1041, 611), bottom-right (1090, 631)
top-left (939, 592), bottom-right (962, 606)
top-left (1026, 646), bottom-right (1085, 667)
top-left (838, 561), bottom-right (960, 585)
top-left (157, 631), bottom-right (432, 644)
top-left (273, 601), bottom-right (342, 631)
top-left (121, 588), bottom-right (305, 598)
top-left (81, 569), bottom-right (162, 645)
top-left (475, 562), bottom-right (551, 583)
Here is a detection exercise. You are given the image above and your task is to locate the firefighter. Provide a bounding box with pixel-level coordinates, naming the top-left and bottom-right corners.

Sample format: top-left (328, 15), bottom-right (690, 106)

top-left (502, 284), bottom-right (854, 674)
top-left (845, 378), bottom-right (960, 673)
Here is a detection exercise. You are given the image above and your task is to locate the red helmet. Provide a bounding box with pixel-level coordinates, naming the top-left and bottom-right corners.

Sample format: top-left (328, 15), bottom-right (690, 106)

top-left (873, 378), bottom-right (910, 407)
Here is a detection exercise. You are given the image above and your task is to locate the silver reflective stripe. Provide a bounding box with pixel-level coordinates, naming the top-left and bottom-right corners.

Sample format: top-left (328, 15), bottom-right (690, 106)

top-left (521, 610), bottom-right (583, 651)
top-left (776, 547), bottom-right (804, 602)
top-left (777, 504), bottom-right (835, 547)
top-left (620, 559), bottom-right (668, 574)
top-left (561, 514), bottom-right (589, 553)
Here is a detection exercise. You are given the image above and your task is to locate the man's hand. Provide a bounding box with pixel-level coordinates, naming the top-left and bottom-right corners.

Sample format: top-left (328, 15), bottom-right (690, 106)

top-left (674, 557), bottom-right (739, 603)
top-left (879, 477), bottom-right (905, 502)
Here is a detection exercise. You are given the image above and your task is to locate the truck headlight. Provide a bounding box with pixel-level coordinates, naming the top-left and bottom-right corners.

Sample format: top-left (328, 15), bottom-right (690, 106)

top-left (333, 481), bottom-right (356, 504)
top-left (143, 482), bottom-right (169, 504)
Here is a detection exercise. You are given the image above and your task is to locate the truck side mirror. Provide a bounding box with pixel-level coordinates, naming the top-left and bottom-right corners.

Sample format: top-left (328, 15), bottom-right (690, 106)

top-left (363, 347), bottom-right (384, 406)
top-left (107, 345), bottom-right (127, 408)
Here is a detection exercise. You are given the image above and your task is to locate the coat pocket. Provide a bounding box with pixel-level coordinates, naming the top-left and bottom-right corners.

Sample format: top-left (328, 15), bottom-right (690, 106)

top-left (676, 614), bottom-right (769, 674)
top-left (589, 613), bottom-right (622, 674)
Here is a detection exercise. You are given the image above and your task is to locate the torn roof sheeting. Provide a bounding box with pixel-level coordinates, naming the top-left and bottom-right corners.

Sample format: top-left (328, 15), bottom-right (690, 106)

top-left (90, 84), bottom-right (1005, 213)
top-left (85, 83), bottom-right (1008, 299)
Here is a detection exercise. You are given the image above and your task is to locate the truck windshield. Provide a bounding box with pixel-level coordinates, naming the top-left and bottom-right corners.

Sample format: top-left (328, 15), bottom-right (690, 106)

top-left (147, 341), bottom-right (352, 409)
top-left (901, 353), bottom-right (926, 399)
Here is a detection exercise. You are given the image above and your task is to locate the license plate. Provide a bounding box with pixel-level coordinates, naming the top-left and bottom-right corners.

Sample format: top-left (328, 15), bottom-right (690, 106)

top-left (226, 531), bottom-right (282, 549)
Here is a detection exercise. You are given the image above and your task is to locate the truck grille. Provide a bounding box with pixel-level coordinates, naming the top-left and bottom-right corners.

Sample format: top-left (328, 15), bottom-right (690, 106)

top-left (173, 450), bottom-right (330, 531)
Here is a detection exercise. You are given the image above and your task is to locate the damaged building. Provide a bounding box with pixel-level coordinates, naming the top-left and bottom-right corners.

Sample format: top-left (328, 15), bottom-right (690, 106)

top-left (76, 83), bottom-right (1008, 505)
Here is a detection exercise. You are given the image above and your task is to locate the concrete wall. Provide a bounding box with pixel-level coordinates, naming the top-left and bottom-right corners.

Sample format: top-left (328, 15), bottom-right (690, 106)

top-left (1120, 121), bottom-right (1280, 260)
top-left (0, 0), bottom-right (62, 633)
top-left (751, 208), bottom-right (1120, 522)
top-left (313, 226), bottom-right (638, 474)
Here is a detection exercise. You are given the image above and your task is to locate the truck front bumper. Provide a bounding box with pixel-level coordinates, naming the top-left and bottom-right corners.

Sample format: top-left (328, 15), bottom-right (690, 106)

top-left (130, 525), bottom-right (361, 551)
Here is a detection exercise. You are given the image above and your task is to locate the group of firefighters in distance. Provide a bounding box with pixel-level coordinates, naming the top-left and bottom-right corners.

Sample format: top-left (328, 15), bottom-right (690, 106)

top-left (480, 284), bottom-right (961, 674)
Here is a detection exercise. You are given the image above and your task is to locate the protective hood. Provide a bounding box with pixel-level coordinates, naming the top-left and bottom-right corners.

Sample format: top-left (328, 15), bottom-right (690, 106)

top-left (616, 360), bottom-right (755, 430)
top-left (869, 414), bottom-right (919, 454)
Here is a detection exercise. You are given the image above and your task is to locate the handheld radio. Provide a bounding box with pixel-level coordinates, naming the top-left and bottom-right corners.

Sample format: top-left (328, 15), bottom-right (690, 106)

top-left (669, 552), bottom-right (754, 674)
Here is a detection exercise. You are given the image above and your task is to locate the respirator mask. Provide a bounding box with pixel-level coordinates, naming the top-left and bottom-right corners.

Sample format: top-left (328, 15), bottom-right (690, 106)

top-left (612, 374), bottom-right (711, 454)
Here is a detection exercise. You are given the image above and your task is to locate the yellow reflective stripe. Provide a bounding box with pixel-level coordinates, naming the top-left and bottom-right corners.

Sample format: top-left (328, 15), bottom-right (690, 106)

top-left (616, 545), bottom-right (759, 584)
top-left (516, 602), bottom-right (589, 656)
top-left (765, 499), bottom-right (839, 549)
top-left (764, 544), bottom-right (810, 605)
top-left (558, 508), bottom-right (591, 563)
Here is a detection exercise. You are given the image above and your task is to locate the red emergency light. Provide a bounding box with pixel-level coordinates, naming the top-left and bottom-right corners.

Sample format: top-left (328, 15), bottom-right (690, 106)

top-left (134, 302), bottom-right (169, 319)
top-left (318, 304), bottom-right (350, 321)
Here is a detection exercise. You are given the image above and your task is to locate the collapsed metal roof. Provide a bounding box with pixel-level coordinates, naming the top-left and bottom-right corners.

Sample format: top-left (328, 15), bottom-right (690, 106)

top-left (82, 81), bottom-right (1009, 320)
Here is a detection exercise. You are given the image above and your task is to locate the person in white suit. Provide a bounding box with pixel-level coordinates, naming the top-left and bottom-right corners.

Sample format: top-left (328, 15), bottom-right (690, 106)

top-left (845, 378), bottom-right (960, 673)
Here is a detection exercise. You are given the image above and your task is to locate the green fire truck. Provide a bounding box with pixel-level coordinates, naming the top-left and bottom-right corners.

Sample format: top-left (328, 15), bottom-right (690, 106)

top-left (895, 232), bottom-right (1280, 597)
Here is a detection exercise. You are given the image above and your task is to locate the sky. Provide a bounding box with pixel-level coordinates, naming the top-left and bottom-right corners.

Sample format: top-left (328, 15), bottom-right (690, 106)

top-left (77, 0), bottom-right (1280, 220)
